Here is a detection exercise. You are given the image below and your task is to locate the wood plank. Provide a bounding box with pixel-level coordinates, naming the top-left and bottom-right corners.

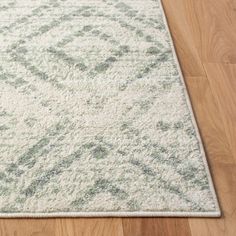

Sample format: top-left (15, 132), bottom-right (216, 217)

top-left (122, 218), bottom-right (191, 236)
top-left (0, 219), bottom-right (56, 236)
top-left (204, 63), bottom-right (236, 162)
top-left (0, 218), bottom-right (124, 236)
top-left (55, 218), bottom-right (124, 236)
top-left (193, 0), bottom-right (236, 63)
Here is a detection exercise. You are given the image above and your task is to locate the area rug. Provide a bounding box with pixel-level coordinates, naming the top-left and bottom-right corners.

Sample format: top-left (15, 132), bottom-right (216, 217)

top-left (0, 0), bottom-right (220, 217)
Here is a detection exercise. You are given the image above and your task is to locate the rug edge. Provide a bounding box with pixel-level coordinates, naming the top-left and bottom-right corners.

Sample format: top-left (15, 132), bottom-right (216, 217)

top-left (0, 211), bottom-right (221, 218)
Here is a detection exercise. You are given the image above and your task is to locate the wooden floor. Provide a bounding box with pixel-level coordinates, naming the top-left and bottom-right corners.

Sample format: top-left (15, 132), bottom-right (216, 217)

top-left (1, 0), bottom-right (236, 235)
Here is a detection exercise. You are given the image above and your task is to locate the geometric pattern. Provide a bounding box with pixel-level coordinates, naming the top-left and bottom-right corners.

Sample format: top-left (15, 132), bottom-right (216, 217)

top-left (0, 0), bottom-right (220, 217)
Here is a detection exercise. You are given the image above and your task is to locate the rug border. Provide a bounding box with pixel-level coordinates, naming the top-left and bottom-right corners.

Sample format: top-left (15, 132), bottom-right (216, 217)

top-left (0, 211), bottom-right (220, 218)
top-left (0, 0), bottom-right (221, 218)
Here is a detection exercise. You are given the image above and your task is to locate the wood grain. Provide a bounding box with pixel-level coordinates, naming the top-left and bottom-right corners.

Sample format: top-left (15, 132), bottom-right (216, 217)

top-left (193, 0), bottom-right (236, 63)
top-left (204, 63), bottom-right (236, 162)
top-left (122, 218), bottom-right (191, 236)
top-left (54, 218), bottom-right (124, 236)
top-left (1, 0), bottom-right (236, 235)
top-left (0, 219), bottom-right (56, 236)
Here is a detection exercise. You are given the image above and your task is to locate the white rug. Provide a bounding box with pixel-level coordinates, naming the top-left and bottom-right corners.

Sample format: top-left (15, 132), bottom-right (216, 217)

top-left (0, 0), bottom-right (220, 217)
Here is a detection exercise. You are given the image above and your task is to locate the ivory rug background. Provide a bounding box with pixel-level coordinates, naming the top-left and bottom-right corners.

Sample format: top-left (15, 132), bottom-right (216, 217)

top-left (0, 0), bottom-right (220, 217)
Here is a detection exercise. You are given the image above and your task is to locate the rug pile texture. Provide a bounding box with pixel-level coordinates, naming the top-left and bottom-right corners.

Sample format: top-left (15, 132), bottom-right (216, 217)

top-left (0, 0), bottom-right (220, 217)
